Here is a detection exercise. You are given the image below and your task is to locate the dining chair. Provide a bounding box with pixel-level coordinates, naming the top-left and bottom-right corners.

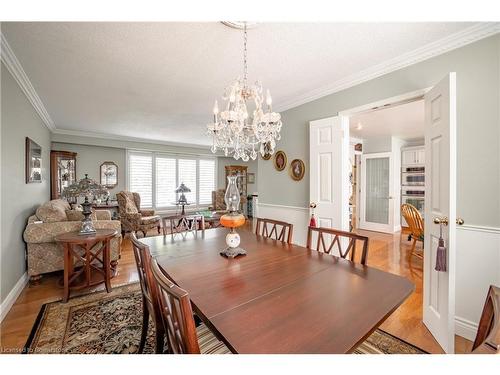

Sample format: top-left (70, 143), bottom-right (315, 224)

top-left (255, 218), bottom-right (293, 244)
top-left (401, 203), bottom-right (424, 261)
top-left (472, 285), bottom-right (500, 354)
top-left (306, 226), bottom-right (369, 265)
top-left (129, 233), bottom-right (165, 353)
top-left (150, 257), bottom-right (231, 354)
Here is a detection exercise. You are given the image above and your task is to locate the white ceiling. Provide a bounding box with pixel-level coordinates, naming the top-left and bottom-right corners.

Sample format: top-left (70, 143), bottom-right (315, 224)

top-left (1, 22), bottom-right (480, 146)
top-left (350, 99), bottom-right (424, 141)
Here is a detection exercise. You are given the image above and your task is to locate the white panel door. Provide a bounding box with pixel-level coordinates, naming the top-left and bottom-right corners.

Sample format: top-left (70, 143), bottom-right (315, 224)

top-left (423, 73), bottom-right (457, 353)
top-left (309, 116), bottom-right (350, 238)
top-left (359, 152), bottom-right (394, 233)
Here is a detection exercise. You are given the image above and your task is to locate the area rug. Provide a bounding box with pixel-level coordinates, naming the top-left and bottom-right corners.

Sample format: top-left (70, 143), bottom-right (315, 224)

top-left (24, 283), bottom-right (427, 354)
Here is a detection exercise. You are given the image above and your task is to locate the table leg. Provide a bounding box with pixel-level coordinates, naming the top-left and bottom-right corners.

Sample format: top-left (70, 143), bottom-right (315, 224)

top-left (162, 218), bottom-right (166, 236)
top-left (85, 243), bottom-right (91, 288)
top-left (63, 243), bottom-right (70, 303)
top-left (104, 239), bottom-right (112, 293)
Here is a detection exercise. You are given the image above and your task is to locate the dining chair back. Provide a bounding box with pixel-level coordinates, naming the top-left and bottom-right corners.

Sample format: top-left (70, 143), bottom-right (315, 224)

top-left (255, 218), bottom-right (293, 244)
top-left (472, 285), bottom-right (500, 354)
top-left (306, 226), bottom-right (369, 265)
top-left (129, 233), bottom-right (165, 353)
top-left (150, 257), bottom-right (201, 354)
top-left (401, 203), bottom-right (424, 260)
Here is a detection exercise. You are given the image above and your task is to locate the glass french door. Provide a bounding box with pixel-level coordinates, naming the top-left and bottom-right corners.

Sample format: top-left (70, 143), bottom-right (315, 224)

top-left (360, 152), bottom-right (394, 233)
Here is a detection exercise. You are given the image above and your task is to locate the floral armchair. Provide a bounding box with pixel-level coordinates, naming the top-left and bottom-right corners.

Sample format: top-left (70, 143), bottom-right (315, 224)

top-left (210, 189), bottom-right (227, 213)
top-left (116, 191), bottom-right (161, 237)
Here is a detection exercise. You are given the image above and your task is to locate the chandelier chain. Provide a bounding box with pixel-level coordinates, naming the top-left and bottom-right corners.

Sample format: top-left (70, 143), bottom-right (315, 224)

top-left (243, 22), bottom-right (248, 88)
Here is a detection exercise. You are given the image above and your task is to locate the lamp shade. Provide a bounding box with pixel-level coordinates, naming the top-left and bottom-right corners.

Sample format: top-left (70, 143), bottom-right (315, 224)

top-left (175, 182), bottom-right (191, 194)
top-left (62, 174), bottom-right (108, 198)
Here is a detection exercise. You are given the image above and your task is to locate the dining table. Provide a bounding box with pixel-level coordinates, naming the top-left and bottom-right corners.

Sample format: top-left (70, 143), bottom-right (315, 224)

top-left (140, 226), bottom-right (414, 354)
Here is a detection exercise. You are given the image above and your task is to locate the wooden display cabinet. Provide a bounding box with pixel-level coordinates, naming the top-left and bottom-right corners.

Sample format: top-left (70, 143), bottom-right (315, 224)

top-left (50, 150), bottom-right (77, 199)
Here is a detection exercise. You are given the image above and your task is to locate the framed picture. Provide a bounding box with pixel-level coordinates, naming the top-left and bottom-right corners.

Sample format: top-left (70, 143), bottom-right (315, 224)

top-left (289, 159), bottom-right (305, 181)
top-left (247, 173), bottom-right (255, 184)
top-left (100, 161), bottom-right (118, 188)
top-left (25, 137), bottom-right (42, 183)
top-left (260, 141), bottom-right (272, 160)
top-left (274, 150), bottom-right (287, 171)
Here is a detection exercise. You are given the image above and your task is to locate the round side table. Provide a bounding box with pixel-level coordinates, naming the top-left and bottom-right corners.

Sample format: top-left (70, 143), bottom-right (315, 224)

top-left (55, 229), bottom-right (118, 303)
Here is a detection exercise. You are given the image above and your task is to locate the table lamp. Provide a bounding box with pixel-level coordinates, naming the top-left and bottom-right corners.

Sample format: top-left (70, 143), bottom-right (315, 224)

top-left (63, 174), bottom-right (108, 235)
top-left (220, 175), bottom-right (246, 258)
top-left (175, 182), bottom-right (191, 215)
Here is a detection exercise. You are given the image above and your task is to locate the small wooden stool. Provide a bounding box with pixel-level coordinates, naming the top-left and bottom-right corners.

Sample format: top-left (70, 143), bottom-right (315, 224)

top-left (55, 229), bottom-right (118, 302)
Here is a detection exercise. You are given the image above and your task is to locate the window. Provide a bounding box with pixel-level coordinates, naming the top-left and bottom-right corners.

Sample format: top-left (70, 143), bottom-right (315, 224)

top-left (199, 159), bottom-right (216, 205)
top-left (178, 159), bottom-right (197, 204)
top-left (127, 151), bottom-right (216, 211)
top-left (156, 156), bottom-right (176, 207)
top-left (128, 152), bottom-right (153, 207)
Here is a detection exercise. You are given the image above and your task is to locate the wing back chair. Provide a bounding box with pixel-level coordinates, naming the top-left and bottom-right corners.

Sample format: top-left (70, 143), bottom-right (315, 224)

top-left (116, 191), bottom-right (161, 237)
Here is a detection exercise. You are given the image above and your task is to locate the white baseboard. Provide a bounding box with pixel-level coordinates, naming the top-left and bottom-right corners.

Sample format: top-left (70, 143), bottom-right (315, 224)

top-left (455, 316), bottom-right (478, 342)
top-left (0, 272), bottom-right (28, 323)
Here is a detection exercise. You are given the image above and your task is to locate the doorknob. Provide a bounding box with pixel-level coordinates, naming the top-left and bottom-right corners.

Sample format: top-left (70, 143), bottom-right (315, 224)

top-left (433, 217), bottom-right (465, 226)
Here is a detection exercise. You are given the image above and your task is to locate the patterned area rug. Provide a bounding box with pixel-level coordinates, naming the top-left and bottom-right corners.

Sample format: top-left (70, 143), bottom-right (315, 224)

top-left (25, 283), bottom-right (427, 354)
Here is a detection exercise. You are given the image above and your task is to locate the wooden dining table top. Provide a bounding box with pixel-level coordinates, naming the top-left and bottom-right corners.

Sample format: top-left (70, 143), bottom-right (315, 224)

top-left (140, 227), bottom-right (414, 354)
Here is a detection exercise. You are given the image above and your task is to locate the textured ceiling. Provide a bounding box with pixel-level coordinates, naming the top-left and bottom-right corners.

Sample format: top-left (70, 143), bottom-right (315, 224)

top-left (1, 22), bottom-right (475, 145)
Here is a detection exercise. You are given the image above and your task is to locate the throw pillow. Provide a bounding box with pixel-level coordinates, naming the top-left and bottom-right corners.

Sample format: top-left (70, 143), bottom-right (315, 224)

top-left (36, 200), bottom-right (68, 223)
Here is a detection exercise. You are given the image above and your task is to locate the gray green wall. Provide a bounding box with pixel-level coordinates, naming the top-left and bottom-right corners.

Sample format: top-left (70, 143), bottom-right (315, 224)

top-left (258, 34), bottom-right (500, 228)
top-left (51, 142), bottom-right (126, 198)
top-left (1, 63), bottom-right (51, 303)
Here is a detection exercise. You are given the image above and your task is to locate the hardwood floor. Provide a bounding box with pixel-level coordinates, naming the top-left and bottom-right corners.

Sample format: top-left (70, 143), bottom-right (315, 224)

top-left (0, 226), bottom-right (473, 354)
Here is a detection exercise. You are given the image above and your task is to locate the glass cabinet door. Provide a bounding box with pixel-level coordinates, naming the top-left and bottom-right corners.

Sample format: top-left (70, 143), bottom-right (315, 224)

top-left (51, 151), bottom-right (77, 199)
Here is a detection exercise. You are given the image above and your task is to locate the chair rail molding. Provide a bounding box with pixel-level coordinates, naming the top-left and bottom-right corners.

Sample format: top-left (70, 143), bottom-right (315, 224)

top-left (0, 32), bottom-right (55, 131)
top-left (256, 202), bottom-right (309, 246)
top-left (275, 22), bottom-right (500, 112)
top-left (455, 224), bottom-right (500, 341)
top-left (0, 272), bottom-right (28, 323)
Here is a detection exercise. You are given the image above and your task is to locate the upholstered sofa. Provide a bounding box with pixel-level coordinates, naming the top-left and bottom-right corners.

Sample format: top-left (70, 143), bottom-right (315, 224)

top-left (23, 199), bottom-right (122, 283)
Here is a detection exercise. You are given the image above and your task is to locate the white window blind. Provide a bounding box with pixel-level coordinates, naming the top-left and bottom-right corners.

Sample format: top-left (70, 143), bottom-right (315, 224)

top-left (199, 159), bottom-right (215, 205)
top-left (178, 159), bottom-right (197, 204)
top-left (128, 153), bottom-right (153, 208)
top-left (127, 151), bottom-right (216, 211)
top-left (156, 156), bottom-right (176, 208)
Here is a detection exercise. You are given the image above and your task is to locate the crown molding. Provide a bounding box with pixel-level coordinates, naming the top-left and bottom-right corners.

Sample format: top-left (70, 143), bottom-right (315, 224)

top-left (1, 32), bottom-right (56, 131)
top-left (52, 128), bottom-right (211, 150)
top-left (275, 22), bottom-right (500, 112)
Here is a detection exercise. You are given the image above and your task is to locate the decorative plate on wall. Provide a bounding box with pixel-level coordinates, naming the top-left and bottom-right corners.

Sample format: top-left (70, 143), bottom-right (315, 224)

top-left (274, 151), bottom-right (287, 171)
top-left (289, 159), bottom-right (305, 181)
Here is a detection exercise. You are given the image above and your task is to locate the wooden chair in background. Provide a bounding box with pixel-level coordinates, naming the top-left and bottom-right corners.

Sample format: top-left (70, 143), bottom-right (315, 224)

top-left (306, 226), bottom-right (369, 265)
top-left (150, 258), bottom-right (230, 354)
top-left (401, 203), bottom-right (424, 261)
top-left (472, 285), bottom-right (500, 354)
top-left (129, 233), bottom-right (165, 353)
top-left (255, 218), bottom-right (293, 244)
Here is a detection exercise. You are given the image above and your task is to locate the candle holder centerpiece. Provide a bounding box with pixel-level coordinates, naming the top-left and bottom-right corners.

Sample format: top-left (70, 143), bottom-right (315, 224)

top-left (220, 175), bottom-right (246, 258)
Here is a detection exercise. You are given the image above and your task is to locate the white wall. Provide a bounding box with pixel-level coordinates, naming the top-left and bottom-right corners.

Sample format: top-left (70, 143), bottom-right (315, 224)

top-left (455, 226), bottom-right (500, 340)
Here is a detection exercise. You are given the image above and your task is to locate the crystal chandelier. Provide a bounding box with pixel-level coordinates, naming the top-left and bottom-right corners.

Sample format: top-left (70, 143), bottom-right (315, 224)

top-left (207, 22), bottom-right (282, 161)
